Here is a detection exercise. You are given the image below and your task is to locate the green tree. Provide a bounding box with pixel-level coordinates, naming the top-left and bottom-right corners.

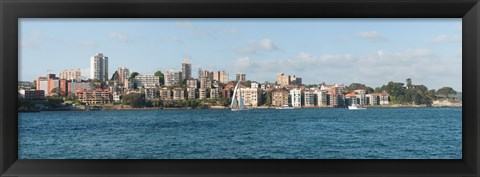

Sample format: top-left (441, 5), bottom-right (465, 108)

top-left (243, 80), bottom-right (252, 87)
top-left (130, 72), bottom-right (140, 79)
top-left (401, 82), bottom-right (430, 105)
top-left (365, 87), bottom-right (374, 94)
top-left (111, 71), bottom-right (119, 81)
top-left (384, 81), bottom-right (406, 99)
top-left (46, 97), bottom-right (63, 108)
top-left (50, 87), bottom-right (59, 96)
top-left (66, 92), bottom-right (77, 101)
top-left (263, 91), bottom-right (272, 106)
top-left (404, 89), bottom-right (416, 104)
top-left (220, 97), bottom-right (231, 107)
top-left (345, 83), bottom-right (371, 93)
top-left (437, 87), bottom-right (457, 99)
top-left (18, 97), bottom-right (35, 110)
top-left (426, 89), bottom-right (437, 100)
top-left (122, 93), bottom-right (145, 108)
top-left (154, 71), bottom-right (165, 85)
top-left (415, 85), bottom-right (428, 93)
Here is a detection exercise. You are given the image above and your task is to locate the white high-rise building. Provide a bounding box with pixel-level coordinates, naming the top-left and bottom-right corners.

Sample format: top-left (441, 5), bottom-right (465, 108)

top-left (90, 53), bottom-right (109, 82)
top-left (290, 88), bottom-right (302, 107)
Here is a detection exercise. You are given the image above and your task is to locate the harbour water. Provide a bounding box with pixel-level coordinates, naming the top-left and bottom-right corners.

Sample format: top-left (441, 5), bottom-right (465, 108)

top-left (18, 107), bottom-right (462, 159)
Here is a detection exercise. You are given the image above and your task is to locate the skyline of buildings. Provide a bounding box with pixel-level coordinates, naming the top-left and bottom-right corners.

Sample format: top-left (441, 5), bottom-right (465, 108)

top-left (22, 51), bottom-right (402, 108)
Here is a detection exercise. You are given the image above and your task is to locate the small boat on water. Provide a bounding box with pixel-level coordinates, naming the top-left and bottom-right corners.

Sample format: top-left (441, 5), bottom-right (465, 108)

top-left (348, 104), bottom-right (367, 110)
top-left (276, 105), bottom-right (294, 110)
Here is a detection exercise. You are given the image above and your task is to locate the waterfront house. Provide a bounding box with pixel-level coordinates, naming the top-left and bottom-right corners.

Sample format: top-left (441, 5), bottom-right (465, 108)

top-left (239, 86), bottom-right (261, 107)
top-left (289, 88), bottom-right (302, 107)
top-left (315, 90), bottom-right (328, 107)
top-left (328, 87), bottom-right (345, 108)
top-left (272, 90), bottom-right (289, 107)
top-left (172, 87), bottom-right (185, 100)
top-left (304, 90), bottom-right (317, 107)
top-left (366, 92), bottom-right (390, 105)
top-left (187, 87), bottom-right (196, 99)
top-left (198, 88), bottom-right (207, 99)
top-left (75, 88), bottom-right (112, 104)
top-left (159, 87), bottom-right (172, 100)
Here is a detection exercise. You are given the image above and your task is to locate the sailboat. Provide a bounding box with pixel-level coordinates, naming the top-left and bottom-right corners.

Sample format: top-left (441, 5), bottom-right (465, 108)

top-left (230, 81), bottom-right (249, 111)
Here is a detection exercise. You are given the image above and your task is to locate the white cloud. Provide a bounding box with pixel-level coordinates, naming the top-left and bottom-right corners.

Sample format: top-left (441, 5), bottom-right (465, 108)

top-left (235, 38), bottom-right (280, 55)
top-left (357, 31), bottom-right (388, 42)
top-left (432, 34), bottom-right (461, 43)
top-left (229, 48), bottom-right (460, 91)
top-left (109, 32), bottom-right (132, 43)
top-left (232, 57), bottom-right (253, 71)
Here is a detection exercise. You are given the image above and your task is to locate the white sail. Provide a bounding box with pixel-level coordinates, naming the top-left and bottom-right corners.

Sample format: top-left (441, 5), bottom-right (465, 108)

top-left (239, 90), bottom-right (245, 109)
top-left (230, 81), bottom-right (240, 108)
top-left (230, 81), bottom-right (249, 111)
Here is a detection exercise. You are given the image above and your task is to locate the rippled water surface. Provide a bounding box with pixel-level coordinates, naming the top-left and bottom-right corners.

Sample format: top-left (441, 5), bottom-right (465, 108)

top-left (19, 107), bottom-right (462, 159)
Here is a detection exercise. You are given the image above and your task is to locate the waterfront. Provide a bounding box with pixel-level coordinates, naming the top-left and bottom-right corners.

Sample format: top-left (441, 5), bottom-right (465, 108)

top-left (19, 107), bottom-right (461, 159)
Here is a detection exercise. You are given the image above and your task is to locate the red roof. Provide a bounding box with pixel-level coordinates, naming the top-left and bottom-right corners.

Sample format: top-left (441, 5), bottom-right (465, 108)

top-left (345, 92), bottom-right (356, 97)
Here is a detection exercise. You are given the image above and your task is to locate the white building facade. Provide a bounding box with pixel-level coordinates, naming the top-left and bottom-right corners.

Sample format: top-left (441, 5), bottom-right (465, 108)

top-left (135, 74), bottom-right (160, 88)
top-left (290, 88), bottom-right (302, 107)
top-left (90, 53), bottom-right (109, 82)
top-left (164, 69), bottom-right (182, 86)
top-left (239, 87), bottom-right (261, 107)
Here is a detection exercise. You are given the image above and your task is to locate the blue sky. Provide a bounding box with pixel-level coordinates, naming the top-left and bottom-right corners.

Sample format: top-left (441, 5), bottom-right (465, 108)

top-left (20, 18), bottom-right (462, 91)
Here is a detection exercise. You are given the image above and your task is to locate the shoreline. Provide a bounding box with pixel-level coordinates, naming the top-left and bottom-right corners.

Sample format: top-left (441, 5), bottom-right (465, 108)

top-left (19, 105), bottom-right (462, 112)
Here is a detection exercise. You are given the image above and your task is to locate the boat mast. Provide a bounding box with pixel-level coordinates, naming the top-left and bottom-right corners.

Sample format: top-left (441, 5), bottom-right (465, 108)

top-left (230, 81), bottom-right (240, 108)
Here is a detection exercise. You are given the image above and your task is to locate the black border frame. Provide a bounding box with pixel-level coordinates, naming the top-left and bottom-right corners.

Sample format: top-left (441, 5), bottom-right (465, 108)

top-left (1, 0), bottom-right (479, 176)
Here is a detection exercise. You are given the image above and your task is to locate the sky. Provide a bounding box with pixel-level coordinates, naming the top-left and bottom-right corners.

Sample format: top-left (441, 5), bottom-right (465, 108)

top-left (19, 18), bottom-right (462, 91)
